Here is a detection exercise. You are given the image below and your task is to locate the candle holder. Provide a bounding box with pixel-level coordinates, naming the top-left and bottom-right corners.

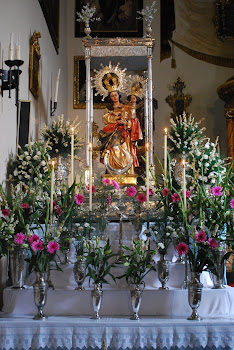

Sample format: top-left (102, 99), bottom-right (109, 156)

top-left (50, 99), bottom-right (57, 117)
top-left (0, 59), bottom-right (24, 106)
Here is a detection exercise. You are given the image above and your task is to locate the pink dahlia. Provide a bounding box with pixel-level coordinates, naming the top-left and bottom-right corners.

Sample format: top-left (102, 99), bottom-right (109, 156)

top-left (230, 198), bottom-right (234, 209)
top-left (172, 193), bottom-right (180, 203)
top-left (186, 190), bottom-right (191, 198)
top-left (148, 188), bottom-right (153, 196)
top-left (207, 238), bottom-right (218, 250)
top-left (74, 193), bottom-right (84, 205)
top-left (102, 178), bottom-right (110, 186)
top-left (32, 240), bottom-right (44, 252)
top-left (211, 186), bottom-right (223, 196)
top-left (47, 241), bottom-right (60, 254)
top-left (162, 188), bottom-right (170, 196)
top-left (14, 232), bottom-right (27, 245)
top-left (112, 180), bottom-right (120, 189)
top-left (137, 193), bottom-right (147, 204)
top-left (126, 186), bottom-right (137, 197)
top-left (20, 202), bottom-right (30, 209)
top-left (2, 208), bottom-right (10, 217)
top-left (28, 234), bottom-right (40, 245)
top-left (196, 230), bottom-right (207, 243)
top-left (87, 185), bottom-right (96, 193)
top-left (176, 242), bottom-right (189, 256)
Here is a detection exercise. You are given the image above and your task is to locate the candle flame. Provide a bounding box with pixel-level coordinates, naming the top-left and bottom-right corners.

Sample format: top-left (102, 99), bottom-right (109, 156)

top-left (89, 143), bottom-right (93, 150)
top-left (71, 127), bottom-right (74, 134)
top-left (182, 159), bottom-right (186, 166)
top-left (51, 160), bottom-right (55, 169)
top-left (145, 142), bottom-right (149, 151)
top-left (164, 128), bottom-right (167, 134)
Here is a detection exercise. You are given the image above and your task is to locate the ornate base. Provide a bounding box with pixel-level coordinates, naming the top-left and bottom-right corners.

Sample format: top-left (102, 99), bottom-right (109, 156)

top-left (159, 286), bottom-right (169, 290)
top-left (187, 309), bottom-right (202, 321)
top-left (102, 174), bottom-right (137, 185)
top-left (75, 286), bottom-right (85, 291)
top-left (130, 313), bottom-right (140, 320)
top-left (91, 313), bottom-right (100, 320)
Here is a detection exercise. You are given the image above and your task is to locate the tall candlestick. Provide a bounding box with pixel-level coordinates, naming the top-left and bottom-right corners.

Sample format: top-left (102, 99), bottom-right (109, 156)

top-left (89, 143), bottom-right (93, 212)
top-left (71, 127), bottom-right (74, 183)
top-left (146, 142), bottom-right (150, 210)
top-left (8, 32), bottom-right (14, 60)
top-left (15, 33), bottom-right (20, 60)
top-left (54, 68), bottom-right (60, 103)
top-left (50, 161), bottom-right (55, 219)
top-left (164, 128), bottom-right (168, 186)
top-left (182, 160), bottom-right (187, 214)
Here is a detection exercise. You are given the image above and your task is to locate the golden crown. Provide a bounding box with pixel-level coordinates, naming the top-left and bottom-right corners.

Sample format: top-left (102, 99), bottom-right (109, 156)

top-left (126, 75), bottom-right (146, 99)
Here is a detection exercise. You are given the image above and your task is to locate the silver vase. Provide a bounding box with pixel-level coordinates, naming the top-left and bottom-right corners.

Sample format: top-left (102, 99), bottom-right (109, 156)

top-left (157, 255), bottom-right (169, 290)
top-left (10, 246), bottom-right (27, 289)
top-left (54, 155), bottom-right (68, 196)
top-left (73, 258), bottom-right (86, 290)
top-left (130, 282), bottom-right (145, 320)
top-left (211, 242), bottom-right (226, 289)
top-left (91, 283), bottom-right (103, 319)
top-left (188, 272), bottom-right (203, 321)
top-left (61, 247), bottom-right (72, 265)
top-left (33, 272), bottom-right (47, 320)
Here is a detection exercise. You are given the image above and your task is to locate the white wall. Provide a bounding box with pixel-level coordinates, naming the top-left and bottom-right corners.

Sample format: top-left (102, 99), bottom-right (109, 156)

top-left (0, 0), bottom-right (68, 183)
top-left (67, 0), bottom-right (233, 177)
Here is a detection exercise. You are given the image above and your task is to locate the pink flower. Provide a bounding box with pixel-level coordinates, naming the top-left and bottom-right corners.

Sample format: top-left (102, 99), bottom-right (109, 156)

top-left (172, 193), bottom-right (180, 203)
top-left (31, 240), bottom-right (44, 252)
top-left (186, 190), bottom-right (191, 198)
top-left (162, 188), bottom-right (170, 196)
top-left (102, 178), bottom-right (110, 186)
top-left (47, 241), bottom-right (60, 254)
top-left (112, 180), bottom-right (120, 189)
top-left (2, 208), bottom-right (10, 217)
top-left (14, 232), bottom-right (27, 245)
top-left (56, 206), bottom-right (62, 216)
top-left (176, 242), bottom-right (189, 256)
top-left (211, 186), bottom-right (223, 196)
top-left (87, 185), bottom-right (96, 193)
top-left (148, 188), bottom-right (153, 196)
top-left (196, 230), bottom-right (207, 243)
top-left (28, 234), bottom-right (40, 245)
top-left (126, 186), bottom-right (137, 197)
top-left (207, 238), bottom-right (218, 250)
top-left (20, 202), bottom-right (30, 209)
top-left (74, 193), bottom-right (84, 205)
top-left (137, 193), bottom-right (147, 204)
top-left (53, 200), bottom-right (57, 209)
top-left (230, 198), bottom-right (234, 209)
top-left (108, 194), bottom-right (112, 206)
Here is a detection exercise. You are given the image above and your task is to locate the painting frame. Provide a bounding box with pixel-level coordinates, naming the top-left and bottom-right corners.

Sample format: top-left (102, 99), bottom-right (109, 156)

top-left (75, 0), bottom-right (143, 38)
top-left (73, 56), bottom-right (106, 109)
top-left (29, 32), bottom-right (41, 100)
top-left (38, 0), bottom-right (60, 54)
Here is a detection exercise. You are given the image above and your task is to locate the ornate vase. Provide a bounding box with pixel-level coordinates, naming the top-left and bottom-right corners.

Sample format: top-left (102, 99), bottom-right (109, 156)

top-left (91, 283), bottom-right (103, 319)
top-left (188, 272), bottom-right (203, 321)
top-left (157, 255), bottom-right (169, 290)
top-left (84, 21), bottom-right (91, 38)
top-left (130, 282), bottom-right (145, 320)
top-left (10, 246), bottom-right (28, 289)
top-left (61, 241), bottom-right (72, 265)
top-left (73, 257), bottom-right (86, 290)
top-left (54, 155), bottom-right (68, 196)
top-left (33, 272), bottom-right (47, 320)
top-left (211, 241), bottom-right (226, 289)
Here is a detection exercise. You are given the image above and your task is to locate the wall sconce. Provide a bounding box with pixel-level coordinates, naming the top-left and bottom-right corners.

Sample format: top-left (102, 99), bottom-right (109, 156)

top-left (0, 59), bottom-right (24, 106)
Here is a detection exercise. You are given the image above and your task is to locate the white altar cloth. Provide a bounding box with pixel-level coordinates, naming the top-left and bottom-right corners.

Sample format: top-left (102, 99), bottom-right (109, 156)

top-left (3, 286), bottom-right (234, 318)
top-left (0, 315), bottom-right (234, 350)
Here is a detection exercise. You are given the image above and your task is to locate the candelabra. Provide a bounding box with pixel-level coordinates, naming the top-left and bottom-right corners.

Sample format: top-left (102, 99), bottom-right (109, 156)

top-left (50, 99), bottom-right (57, 117)
top-left (0, 59), bottom-right (24, 106)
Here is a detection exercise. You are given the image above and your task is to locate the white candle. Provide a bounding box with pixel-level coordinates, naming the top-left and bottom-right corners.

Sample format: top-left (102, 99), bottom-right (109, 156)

top-left (54, 68), bottom-right (60, 103)
top-left (164, 128), bottom-right (167, 186)
top-left (8, 32), bottom-right (14, 60)
top-left (15, 33), bottom-right (20, 60)
top-left (71, 127), bottom-right (74, 183)
top-left (146, 142), bottom-right (150, 210)
top-left (182, 160), bottom-right (187, 213)
top-left (50, 161), bottom-right (55, 219)
top-left (89, 143), bottom-right (93, 212)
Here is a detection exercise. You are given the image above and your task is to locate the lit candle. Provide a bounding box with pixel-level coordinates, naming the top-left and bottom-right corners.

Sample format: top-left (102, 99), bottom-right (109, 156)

top-left (89, 143), bottom-right (93, 212)
top-left (182, 160), bottom-right (186, 213)
top-left (164, 128), bottom-right (167, 186)
top-left (50, 161), bottom-right (55, 219)
top-left (71, 127), bottom-right (74, 183)
top-left (54, 68), bottom-right (60, 103)
top-left (8, 32), bottom-right (14, 60)
top-left (146, 142), bottom-right (150, 210)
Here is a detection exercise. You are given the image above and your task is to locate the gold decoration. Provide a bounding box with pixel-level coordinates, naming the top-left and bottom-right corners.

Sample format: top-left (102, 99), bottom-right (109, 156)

top-left (29, 32), bottom-right (41, 100)
top-left (125, 75), bottom-right (146, 99)
top-left (93, 62), bottom-right (127, 101)
top-left (102, 174), bottom-right (137, 186)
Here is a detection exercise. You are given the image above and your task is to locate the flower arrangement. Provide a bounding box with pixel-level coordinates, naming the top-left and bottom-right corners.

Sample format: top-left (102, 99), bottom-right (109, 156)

top-left (41, 115), bottom-right (82, 158)
top-left (76, 3), bottom-right (100, 23)
top-left (118, 238), bottom-right (156, 285)
top-left (137, 1), bottom-right (157, 24)
top-left (9, 141), bottom-right (51, 188)
top-left (85, 237), bottom-right (116, 285)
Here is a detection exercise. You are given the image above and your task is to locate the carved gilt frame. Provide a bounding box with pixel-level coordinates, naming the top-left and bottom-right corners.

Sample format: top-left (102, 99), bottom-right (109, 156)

top-left (29, 32), bottom-right (41, 100)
